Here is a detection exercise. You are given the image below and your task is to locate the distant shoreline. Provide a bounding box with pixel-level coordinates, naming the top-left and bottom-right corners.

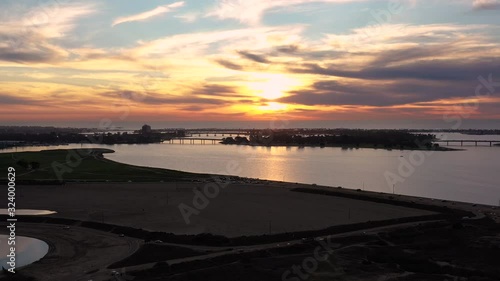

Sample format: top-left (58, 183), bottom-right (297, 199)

top-left (220, 142), bottom-right (459, 151)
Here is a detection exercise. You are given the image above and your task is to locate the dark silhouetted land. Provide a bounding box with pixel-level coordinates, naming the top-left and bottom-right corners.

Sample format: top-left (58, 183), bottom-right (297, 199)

top-left (0, 149), bottom-right (209, 182)
top-left (1, 149), bottom-right (499, 281)
top-left (221, 129), bottom-right (452, 150)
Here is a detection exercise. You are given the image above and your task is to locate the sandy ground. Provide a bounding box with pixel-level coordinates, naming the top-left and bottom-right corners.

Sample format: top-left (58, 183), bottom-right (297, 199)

top-left (0, 222), bottom-right (141, 281)
top-left (12, 182), bottom-right (435, 237)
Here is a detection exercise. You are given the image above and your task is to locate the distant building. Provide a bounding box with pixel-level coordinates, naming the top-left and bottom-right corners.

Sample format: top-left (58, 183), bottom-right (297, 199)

top-left (141, 124), bottom-right (152, 134)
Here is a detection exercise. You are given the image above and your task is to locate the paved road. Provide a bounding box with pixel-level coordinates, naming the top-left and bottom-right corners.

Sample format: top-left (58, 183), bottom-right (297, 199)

top-left (117, 218), bottom-right (445, 275)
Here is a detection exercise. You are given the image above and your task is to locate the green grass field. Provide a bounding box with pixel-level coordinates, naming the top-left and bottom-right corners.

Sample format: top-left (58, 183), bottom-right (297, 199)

top-left (0, 148), bottom-right (209, 182)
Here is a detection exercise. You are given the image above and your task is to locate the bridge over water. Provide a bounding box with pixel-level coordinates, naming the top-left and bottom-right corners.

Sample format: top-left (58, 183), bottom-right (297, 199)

top-left (165, 137), bottom-right (221, 145)
top-left (434, 140), bottom-right (500, 147)
top-left (164, 137), bottom-right (500, 147)
top-left (186, 131), bottom-right (250, 137)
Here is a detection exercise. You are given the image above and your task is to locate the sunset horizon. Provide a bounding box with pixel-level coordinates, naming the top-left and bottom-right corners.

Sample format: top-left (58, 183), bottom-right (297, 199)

top-left (1, 0), bottom-right (499, 124)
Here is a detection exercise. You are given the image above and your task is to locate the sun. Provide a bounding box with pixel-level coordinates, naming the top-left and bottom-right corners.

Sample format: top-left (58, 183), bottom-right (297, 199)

top-left (259, 102), bottom-right (288, 111)
top-left (248, 74), bottom-right (300, 100)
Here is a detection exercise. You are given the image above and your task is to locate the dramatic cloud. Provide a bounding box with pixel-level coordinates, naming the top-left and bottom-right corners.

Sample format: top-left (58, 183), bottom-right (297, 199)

top-left (275, 45), bottom-right (300, 54)
top-left (237, 51), bottom-right (270, 64)
top-left (280, 78), bottom-right (487, 107)
top-left (112, 1), bottom-right (185, 27)
top-left (0, 2), bottom-right (96, 64)
top-left (0, 93), bottom-right (40, 105)
top-left (289, 58), bottom-right (500, 81)
top-left (208, 0), bottom-right (370, 25)
top-left (132, 25), bottom-right (305, 58)
top-left (104, 83), bottom-right (248, 106)
top-left (0, 46), bottom-right (64, 63)
top-left (192, 84), bottom-right (242, 97)
top-left (215, 59), bottom-right (244, 71)
top-left (1, 1), bottom-right (500, 121)
top-left (473, 0), bottom-right (500, 10)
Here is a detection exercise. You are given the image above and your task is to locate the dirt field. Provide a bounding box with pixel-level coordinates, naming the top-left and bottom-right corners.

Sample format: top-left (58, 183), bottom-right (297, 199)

top-left (1, 182), bottom-right (498, 281)
top-left (12, 182), bottom-right (435, 237)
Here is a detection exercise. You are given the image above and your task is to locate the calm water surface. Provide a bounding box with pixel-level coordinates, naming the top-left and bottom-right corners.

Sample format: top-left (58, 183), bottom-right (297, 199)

top-left (0, 235), bottom-right (48, 269)
top-left (2, 132), bottom-right (500, 205)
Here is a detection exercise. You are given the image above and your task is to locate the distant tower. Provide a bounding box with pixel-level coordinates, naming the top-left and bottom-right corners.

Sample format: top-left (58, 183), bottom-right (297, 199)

top-left (141, 124), bottom-right (152, 135)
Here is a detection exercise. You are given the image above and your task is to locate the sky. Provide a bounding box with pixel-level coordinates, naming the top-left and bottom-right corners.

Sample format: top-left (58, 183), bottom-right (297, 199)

top-left (0, 0), bottom-right (499, 127)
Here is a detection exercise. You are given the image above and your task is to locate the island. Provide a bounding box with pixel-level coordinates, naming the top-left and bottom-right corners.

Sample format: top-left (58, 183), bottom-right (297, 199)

top-left (221, 129), bottom-right (448, 150)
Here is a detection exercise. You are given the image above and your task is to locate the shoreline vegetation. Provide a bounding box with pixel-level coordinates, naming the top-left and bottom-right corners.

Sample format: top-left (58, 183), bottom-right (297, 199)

top-left (221, 140), bottom-right (457, 151)
top-left (221, 129), bottom-right (455, 151)
top-left (0, 149), bottom-right (212, 182)
top-left (0, 126), bottom-right (483, 151)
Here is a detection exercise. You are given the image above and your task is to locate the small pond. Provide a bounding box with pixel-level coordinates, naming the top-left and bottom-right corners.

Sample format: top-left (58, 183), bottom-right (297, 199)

top-left (0, 235), bottom-right (49, 269)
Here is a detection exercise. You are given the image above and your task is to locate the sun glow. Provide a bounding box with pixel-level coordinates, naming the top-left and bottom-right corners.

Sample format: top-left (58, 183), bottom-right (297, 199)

top-left (259, 102), bottom-right (288, 111)
top-left (248, 74), bottom-right (301, 100)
